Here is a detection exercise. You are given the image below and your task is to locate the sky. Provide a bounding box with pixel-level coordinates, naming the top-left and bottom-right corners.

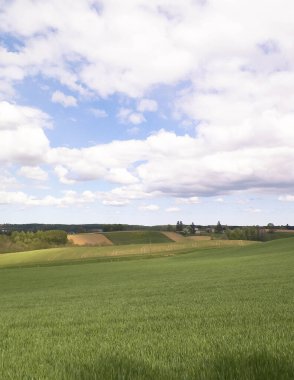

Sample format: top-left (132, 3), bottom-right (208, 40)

top-left (1, 0), bottom-right (294, 226)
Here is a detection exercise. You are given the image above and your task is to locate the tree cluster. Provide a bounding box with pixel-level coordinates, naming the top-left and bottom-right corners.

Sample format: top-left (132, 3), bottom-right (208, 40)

top-left (225, 227), bottom-right (266, 241)
top-left (0, 230), bottom-right (68, 253)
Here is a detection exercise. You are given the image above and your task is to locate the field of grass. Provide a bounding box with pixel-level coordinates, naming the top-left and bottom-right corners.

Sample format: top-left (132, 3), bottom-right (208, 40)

top-left (0, 238), bottom-right (293, 379)
top-left (103, 230), bottom-right (173, 245)
top-left (0, 239), bottom-right (253, 268)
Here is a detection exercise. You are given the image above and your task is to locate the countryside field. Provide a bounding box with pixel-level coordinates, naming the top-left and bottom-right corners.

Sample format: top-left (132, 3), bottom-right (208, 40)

top-left (102, 230), bottom-right (173, 245)
top-left (0, 238), bottom-right (293, 379)
top-left (0, 239), bottom-right (253, 268)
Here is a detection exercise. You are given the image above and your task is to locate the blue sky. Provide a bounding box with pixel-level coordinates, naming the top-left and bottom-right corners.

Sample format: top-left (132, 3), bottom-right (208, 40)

top-left (0, 0), bottom-right (294, 226)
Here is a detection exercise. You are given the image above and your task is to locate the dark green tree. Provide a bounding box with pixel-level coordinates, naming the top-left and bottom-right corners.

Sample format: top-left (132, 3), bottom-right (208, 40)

top-left (267, 223), bottom-right (275, 233)
top-left (176, 221), bottom-right (183, 232)
top-left (215, 221), bottom-right (223, 233)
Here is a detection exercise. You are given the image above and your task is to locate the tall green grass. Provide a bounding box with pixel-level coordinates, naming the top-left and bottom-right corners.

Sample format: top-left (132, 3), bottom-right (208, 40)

top-left (0, 240), bottom-right (254, 268)
top-left (103, 230), bottom-right (172, 245)
top-left (0, 238), bottom-right (293, 379)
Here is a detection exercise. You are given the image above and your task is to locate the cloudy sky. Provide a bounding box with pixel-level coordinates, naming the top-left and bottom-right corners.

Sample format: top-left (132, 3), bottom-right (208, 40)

top-left (1, 0), bottom-right (294, 225)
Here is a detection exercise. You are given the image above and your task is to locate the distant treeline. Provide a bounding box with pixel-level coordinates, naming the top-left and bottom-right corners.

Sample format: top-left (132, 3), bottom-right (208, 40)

top-left (0, 223), bottom-right (174, 234)
top-left (0, 230), bottom-right (68, 254)
top-left (1, 223), bottom-right (293, 235)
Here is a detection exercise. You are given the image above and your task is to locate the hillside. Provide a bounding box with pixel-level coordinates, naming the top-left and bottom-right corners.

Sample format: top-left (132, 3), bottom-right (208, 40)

top-left (102, 230), bottom-right (173, 245)
top-left (68, 233), bottom-right (113, 246)
top-left (0, 238), bottom-right (292, 379)
top-left (0, 239), bottom-right (255, 269)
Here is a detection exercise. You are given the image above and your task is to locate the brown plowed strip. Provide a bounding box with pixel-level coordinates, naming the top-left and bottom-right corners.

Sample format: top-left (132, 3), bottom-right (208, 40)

top-left (161, 231), bottom-right (186, 242)
top-left (68, 233), bottom-right (113, 246)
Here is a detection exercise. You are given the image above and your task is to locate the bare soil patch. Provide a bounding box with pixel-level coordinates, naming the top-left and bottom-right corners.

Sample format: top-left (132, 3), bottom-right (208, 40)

top-left (68, 233), bottom-right (113, 246)
top-left (161, 231), bottom-right (186, 242)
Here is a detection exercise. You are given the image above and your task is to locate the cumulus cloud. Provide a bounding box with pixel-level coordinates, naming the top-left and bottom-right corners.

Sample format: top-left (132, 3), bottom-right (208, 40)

top-left (18, 166), bottom-right (48, 181)
top-left (176, 197), bottom-right (200, 205)
top-left (165, 207), bottom-right (180, 212)
top-left (51, 91), bottom-right (77, 107)
top-left (0, 101), bottom-right (51, 165)
top-left (54, 165), bottom-right (76, 185)
top-left (0, 190), bottom-right (97, 207)
top-left (117, 108), bottom-right (145, 125)
top-left (44, 126), bottom-right (294, 202)
top-left (139, 204), bottom-right (159, 211)
top-left (1, 0), bottom-right (293, 99)
top-left (278, 195), bottom-right (294, 202)
top-left (91, 108), bottom-right (108, 118)
top-left (0, 171), bottom-right (19, 191)
top-left (102, 199), bottom-right (130, 206)
top-left (98, 185), bottom-right (160, 207)
top-left (245, 208), bottom-right (262, 213)
top-left (1, 0), bottom-right (294, 209)
top-left (137, 99), bottom-right (158, 112)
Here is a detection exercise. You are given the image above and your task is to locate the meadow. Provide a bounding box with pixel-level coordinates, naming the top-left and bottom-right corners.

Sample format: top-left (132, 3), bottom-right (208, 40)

top-left (0, 238), bottom-right (293, 379)
top-left (0, 239), bottom-right (253, 268)
top-left (102, 230), bottom-right (172, 245)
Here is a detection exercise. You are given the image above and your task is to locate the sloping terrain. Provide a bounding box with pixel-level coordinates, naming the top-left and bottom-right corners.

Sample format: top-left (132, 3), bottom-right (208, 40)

top-left (102, 231), bottom-right (173, 245)
top-left (68, 233), bottom-right (113, 246)
top-left (161, 231), bottom-right (186, 241)
top-left (0, 238), bottom-right (292, 379)
top-left (0, 239), bottom-right (255, 268)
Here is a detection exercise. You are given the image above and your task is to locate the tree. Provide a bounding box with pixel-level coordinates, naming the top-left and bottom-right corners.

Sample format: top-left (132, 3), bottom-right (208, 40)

top-left (267, 223), bottom-right (275, 233)
top-left (182, 226), bottom-right (191, 236)
top-left (215, 221), bottom-right (223, 233)
top-left (190, 222), bottom-right (196, 234)
top-left (176, 221), bottom-right (183, 232)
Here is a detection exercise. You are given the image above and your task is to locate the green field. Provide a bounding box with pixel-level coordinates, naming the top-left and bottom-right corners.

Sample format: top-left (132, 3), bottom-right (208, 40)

top-left (0, 239), bottom-right (253, 268)
top-left (103, 230), bottom-right (173, 245)
top-left (0, 239), bottom-right (293, 379)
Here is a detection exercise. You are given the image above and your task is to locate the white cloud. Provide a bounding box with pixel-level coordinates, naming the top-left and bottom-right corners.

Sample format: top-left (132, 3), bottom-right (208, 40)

top-left (18, 166), bottom-right (48, 181)
top-left (128, 113), bottom-right (145, 125)
top-left (165, 207), bottom-right (180, 212)
top-left (0, 190), bottom-right (97, 207)
top-left (1, 0), bottom-right (294, 101)
top-left (0, 171), bottom-right (19, 191)
top-left (137, 99), bottom-right (158, 112)
top-left (45, 126), bottom-right (294, 200)
top-left (245, 208), bottom-right (262, 213)
top-left (102, 199), bottom-right (130, 206)
top-left (117, 108), bottom-right (145, 125)
top-left (176, 197), bottom-right (200, 205)
top-left (98, 185), bottom-right (160, 207)
top-left (54, 165), bottom-right (76, 185)
top-left (278, 195), bottom-right (294, 202)
top-left (91, 108), bottom-right (108, 118)
top-left (51, 91), bottom-right (77, 107)
top-left (139, 204), bottom-right (159, 211)
top-left (0, 101), bottom-right (51, 165)
top-left (2, 0), bottom-right (294, 210)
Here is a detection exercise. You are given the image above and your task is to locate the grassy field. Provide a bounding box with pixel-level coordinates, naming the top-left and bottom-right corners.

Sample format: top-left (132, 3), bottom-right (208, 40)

top-left (0, 239), bottom-right (253, 268)
top-left (102, 230), bottom-right (173, 245)
top-left (0, 238), bottom-right (293, 379)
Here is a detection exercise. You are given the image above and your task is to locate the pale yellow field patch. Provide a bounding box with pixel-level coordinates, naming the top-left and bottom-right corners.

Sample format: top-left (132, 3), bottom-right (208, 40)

top-left (161, 231), bottom-right (186, 242)
top-left (68, 233), bottom-right (113, 246)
